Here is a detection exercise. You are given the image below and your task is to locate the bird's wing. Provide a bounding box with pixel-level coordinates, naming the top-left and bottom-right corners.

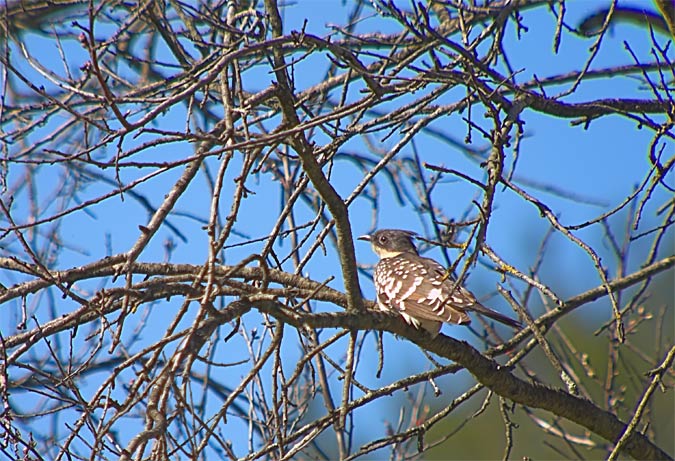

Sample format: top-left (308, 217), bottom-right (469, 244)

top-left (374, 254), bottom-right (471, 325)
top-left (420, 256), bottom-right (522, 329)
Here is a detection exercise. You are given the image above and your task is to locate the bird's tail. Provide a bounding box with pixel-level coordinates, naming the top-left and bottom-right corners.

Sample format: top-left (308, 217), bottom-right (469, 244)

top-left (471, 303), bottom-right (522, 329)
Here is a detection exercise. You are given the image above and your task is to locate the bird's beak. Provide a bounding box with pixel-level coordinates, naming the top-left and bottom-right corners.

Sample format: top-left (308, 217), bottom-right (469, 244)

top-left (357, 235), bottom-right (371, 242)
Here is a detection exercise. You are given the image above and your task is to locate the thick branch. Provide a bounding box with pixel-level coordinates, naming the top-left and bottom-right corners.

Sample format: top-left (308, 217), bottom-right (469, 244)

top-left (1, 255), bottom-right (672, 353)
top-left (252, 300), bottom-right (671, 461)
top-left (263, 0), bottom-right (362, 312)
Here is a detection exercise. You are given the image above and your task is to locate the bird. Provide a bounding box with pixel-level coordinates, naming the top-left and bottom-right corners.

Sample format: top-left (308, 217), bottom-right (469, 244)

top-left (358, 229), bottom-right (521, 337)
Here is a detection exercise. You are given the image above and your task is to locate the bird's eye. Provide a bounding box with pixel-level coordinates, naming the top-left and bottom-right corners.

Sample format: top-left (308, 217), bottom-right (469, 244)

top-left (378, 235), bottom-right (387, 243)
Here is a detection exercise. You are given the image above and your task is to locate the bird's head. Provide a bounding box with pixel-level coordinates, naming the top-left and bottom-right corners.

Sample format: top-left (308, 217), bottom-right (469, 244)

top-left (358, 229), bottom-right (419, 259)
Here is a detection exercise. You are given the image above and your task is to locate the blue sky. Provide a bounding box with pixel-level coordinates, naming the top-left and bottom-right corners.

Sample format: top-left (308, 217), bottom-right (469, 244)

top-left (2, 1), bottom-right (673, 458)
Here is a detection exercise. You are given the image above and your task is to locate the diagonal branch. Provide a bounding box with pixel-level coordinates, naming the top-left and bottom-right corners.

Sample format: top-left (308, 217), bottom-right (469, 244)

top-left (263, 0), bottom-right (363, 312)
top-left (252, 299), bottom-right (672, 461)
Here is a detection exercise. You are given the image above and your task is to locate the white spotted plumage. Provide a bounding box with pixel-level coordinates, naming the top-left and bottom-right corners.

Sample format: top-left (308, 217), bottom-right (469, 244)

top-left (359, 229), bottom-right (521, 337)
